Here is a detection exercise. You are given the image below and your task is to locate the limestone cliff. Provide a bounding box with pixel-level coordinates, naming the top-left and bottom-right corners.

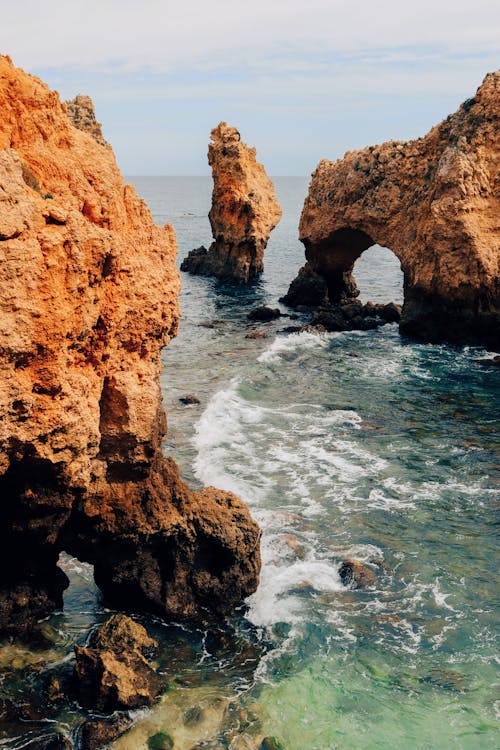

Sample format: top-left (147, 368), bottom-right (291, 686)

top-left (0, 56), bottom-right (260, 635)
top-left (284, 73), bottom-right (500, 346)
top-left (66, 94), bottom-right (109, 147)
top-left (181, 122), bottom-right (282, 283)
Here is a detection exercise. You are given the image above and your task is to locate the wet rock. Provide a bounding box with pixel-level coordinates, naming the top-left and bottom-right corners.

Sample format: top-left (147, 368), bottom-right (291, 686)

top-left (181, 123), bottom-right (281, 283)
top-left (474, 355), bottom-right (500, 366)
top-left (379, 302), bottom-right (402, 323)
top-left (45, 673), bottom-right (69, 706)
top-left (0, 696), bottom-right (43, 722)
top-left (74, 614), bottom-right (162, 713)
top-left (79, 713), bottom-right (133, 750)
top-left (247, 306), bottom-right (281, 322)
top-left (280, 265), bottom-right (328, 307)
top-left (179, 394), bottom-right (201, 405)
top-left (259, 738), bottom-right (286, 750)
top-left (189, 742), bottom-right (226, 750)
top-left (421, 667), bottom-right (466, 692)
top-left (148, 731), bottom-right (174, 750)
top-left (299, 324), bottom-right (327, 334)
top-left (245, 331), bottom-right (268, 339)
top-left (279, 326), bottom-right (302, 334)
top-left (339, 559), bottom-right (378, 588)
top-left (23, 733), bottom-right (73, 750)
top-left (184, 704), bottom-right (204, 726)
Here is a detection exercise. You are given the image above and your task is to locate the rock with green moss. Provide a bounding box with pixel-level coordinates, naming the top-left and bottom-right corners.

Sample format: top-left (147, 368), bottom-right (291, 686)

top-left (147, 731), bottom-right (174, 750)
top-left (259, 738), bottom-right (286, 750)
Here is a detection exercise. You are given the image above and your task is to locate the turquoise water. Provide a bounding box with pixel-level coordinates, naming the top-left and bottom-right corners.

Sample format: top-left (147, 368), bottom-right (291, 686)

top-left (0, 177), bottom-right (498, 749)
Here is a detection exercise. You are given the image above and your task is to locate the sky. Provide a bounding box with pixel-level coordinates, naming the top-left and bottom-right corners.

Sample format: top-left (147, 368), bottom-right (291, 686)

top-left (3, 0), bottom-right (499, 175)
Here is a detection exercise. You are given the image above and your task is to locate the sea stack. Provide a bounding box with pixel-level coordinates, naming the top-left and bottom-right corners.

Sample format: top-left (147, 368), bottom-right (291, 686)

top-left (181, 122), bottom-right (282, 283)
top-left (283, 72), bottom-right (500, 347)
top-left (0, 56), bottom-right (260, 635)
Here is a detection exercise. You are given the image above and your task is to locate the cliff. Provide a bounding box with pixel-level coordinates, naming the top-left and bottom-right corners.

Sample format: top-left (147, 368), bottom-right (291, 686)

top-left (284, 73), bottom-right (500, 346)
top-left (181, 122), bottom-right (282, 283)
top-left (0, 56), bottom-right (260, 635)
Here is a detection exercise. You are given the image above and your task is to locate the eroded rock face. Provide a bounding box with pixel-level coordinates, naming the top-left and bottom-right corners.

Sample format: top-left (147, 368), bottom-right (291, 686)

top-left (285, 73), bottom-right (500, 346)
top-left (181, 123), bottom-right (282, 283)
top-left (0, 55), bottom-right (260, 635)
top-left (66, 95), bottom-right (109, 147)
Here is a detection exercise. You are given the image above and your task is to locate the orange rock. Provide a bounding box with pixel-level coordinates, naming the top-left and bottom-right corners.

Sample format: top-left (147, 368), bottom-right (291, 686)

top-left (284, 73), bottom-right (500, 346)
top-left (181, 122), bottom-right (282, 282)
top-left (0, 56), bottom-right (260, 634)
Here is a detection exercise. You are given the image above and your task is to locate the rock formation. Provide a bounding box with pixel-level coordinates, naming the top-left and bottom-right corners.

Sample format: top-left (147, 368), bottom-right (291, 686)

top-left (284, 73), bottom-right (500, 346)
top-left (74, 614), bottom-right (162, 712)
top-left (181, 122), bottom-right (282, 283)
top-left (0, 55), bottom-right (260, 636)
top-left (66, 95), bottom-right (109, 147)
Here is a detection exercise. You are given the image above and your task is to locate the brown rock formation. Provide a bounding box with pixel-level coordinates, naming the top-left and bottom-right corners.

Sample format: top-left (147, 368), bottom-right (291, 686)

top-left (284, 73), bottom-right (500, 346)
top-left (65, 95), bottom-right (109, 147)
top-left (181, 122), bottom-right (282, 283)
top-left (0, 56), bottom-right (260, 635)
top-left (74, 614), bottom-right (163, 712)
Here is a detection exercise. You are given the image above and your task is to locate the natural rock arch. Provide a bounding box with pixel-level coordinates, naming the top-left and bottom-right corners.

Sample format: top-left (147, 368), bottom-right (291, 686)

top-left (284, 72), bottom-right (500, 346)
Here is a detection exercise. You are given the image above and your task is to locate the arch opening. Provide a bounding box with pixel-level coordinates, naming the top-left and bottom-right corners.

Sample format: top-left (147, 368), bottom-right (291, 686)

top-left (353, 245), bottom-right (404, 305)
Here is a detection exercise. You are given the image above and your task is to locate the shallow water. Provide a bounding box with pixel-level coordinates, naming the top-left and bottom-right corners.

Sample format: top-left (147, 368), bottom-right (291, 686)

top-left (0, 177), bottom-right (498, 749)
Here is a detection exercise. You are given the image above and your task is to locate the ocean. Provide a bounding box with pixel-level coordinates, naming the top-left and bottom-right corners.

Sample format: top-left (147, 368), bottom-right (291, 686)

top-left (0, 177), bottom-right (498, 750)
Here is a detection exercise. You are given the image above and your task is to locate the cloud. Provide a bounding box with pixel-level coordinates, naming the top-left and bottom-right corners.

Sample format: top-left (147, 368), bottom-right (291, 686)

top-left (3, 1), bottom-right (498, 174)
top-left (4, 0), bottom-right (499, 73)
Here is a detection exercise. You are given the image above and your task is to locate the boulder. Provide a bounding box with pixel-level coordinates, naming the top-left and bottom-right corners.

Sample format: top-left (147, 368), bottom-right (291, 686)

top-left (247, 307), bottom-right (281, 322)
top-left (73, 615), bottom-right (163, 712)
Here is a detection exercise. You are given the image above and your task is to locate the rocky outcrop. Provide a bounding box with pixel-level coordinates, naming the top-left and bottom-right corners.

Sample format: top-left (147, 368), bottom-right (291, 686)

top-left (0, 56), bottom-right (260, 635)
top-left (181, 123), bottom-right (282, 283)
top-left (65, 95), bottom-right (109, 147)
top-left (284, 73), bottom-right (500, 346)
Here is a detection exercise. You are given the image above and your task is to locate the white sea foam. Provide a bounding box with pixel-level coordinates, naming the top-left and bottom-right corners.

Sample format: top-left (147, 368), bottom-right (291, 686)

top-left (246, 558), bottom-right (344, 627)
top-left (257, 330), bottom-right (333, 364)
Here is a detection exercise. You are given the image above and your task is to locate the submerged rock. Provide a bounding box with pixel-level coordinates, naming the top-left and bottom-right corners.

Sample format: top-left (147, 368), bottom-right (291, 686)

top-left (147, 731), bottom-right (175, 750)
top-left (23, 733), bottom-right (73, 750)
top-left (73, 614), bottom-right (162, 712)
top-left (179, 394), bottom-right (201, 405)
top-left (0, 56), bottom-right (260, 636)
top-left (79, 713), bottom-right (133, 750)
top-left (284, 72), bottom-right (500, 346)
top-left (259, 738), bottom-right (286, 750)
top-left (247, 306), bottom-right (281, 322)
top-left (245, 331), bottom-right (268, 339)
top-left (339, 559), bottom-right (378, 588)
top-left (181, 122), bottom-right (282, 283)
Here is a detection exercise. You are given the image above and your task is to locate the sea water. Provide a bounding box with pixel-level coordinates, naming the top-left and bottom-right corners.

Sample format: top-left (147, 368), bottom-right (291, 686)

top-left (0, 177), bottom-right (498, 749)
